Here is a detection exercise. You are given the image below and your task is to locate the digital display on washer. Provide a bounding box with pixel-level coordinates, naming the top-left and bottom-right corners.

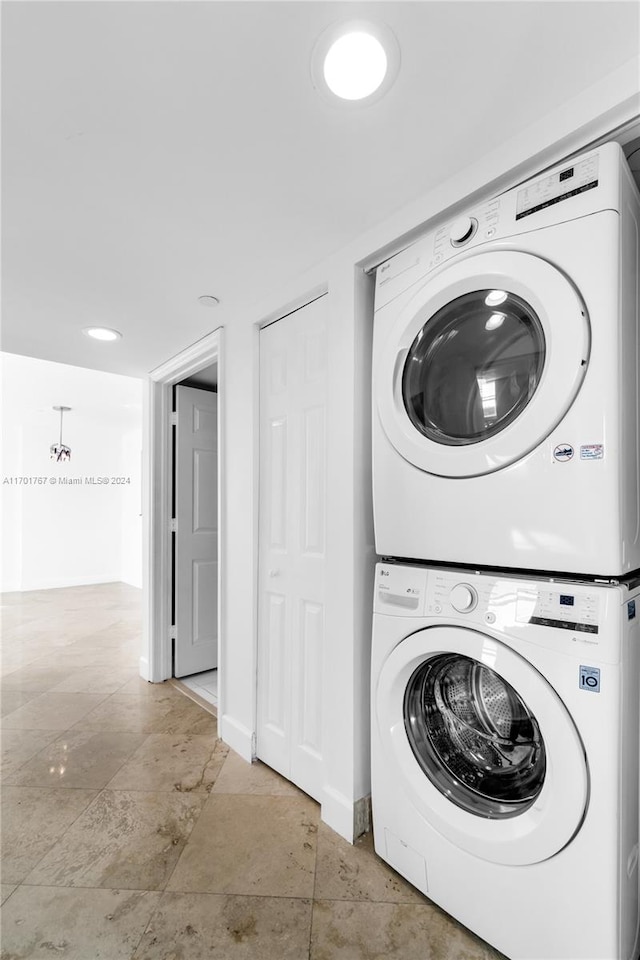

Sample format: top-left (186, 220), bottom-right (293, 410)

top-left (516, 587), bottom-right (600, 635)
top-left (516, 154), bottom-right (599, 220)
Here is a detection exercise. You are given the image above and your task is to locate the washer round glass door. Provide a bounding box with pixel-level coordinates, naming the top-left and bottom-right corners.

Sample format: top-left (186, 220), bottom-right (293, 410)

top-left (375, 250), bottom-right (589, 478)
top-left (375, 626), bottom-right (588, 865)
top-left (404, 653), bottom-right (546, 818)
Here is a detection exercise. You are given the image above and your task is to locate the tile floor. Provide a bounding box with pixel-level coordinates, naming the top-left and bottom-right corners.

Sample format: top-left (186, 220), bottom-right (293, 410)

top-left (1, 582), bottom-right (505, 959)
top-left (179, 669), bottom-right (218, 707)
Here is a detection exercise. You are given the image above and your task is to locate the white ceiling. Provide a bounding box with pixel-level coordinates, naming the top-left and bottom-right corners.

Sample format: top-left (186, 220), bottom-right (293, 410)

top-left (2, 1), bottom-right (638, 378)
top-left (1, 352), bottom-right (142, 431)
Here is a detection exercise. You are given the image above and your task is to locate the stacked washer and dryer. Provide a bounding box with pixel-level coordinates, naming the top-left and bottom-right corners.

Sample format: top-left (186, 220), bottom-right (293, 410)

top-left (370, 142), bottom-right (640, 960)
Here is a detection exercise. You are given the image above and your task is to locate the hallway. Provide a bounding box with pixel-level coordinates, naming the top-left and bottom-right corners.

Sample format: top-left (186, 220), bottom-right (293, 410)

top-left (1, 583), bottom-right (502, 959)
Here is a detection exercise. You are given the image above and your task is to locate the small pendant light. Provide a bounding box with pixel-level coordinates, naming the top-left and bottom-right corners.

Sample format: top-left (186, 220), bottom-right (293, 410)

top-left (50, 406), bottom-right (72, 461)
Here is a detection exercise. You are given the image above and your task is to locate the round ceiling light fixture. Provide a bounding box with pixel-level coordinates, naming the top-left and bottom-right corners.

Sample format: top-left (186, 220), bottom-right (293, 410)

top-left (82, 327), bottom-right (122, 341)
top-left (312, 20), bottom-right (400, 104)
top-left (197, 295), bottom-right (220, 307)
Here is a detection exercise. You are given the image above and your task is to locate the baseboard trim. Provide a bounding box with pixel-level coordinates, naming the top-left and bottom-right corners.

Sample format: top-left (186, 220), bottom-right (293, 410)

top-left (321, 787), bottom-right (372, 843)
top-left (138, 656), bottom-right (151, 682)
top-left (18, 575), bottom-right (121, 592)
top-left (219, 713), bottom-right (253, 761)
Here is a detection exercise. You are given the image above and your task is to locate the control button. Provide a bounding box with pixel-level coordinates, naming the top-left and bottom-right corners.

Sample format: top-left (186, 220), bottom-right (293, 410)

top-left (450, 583), bottom-right (478, 613)
top-left (434, 604), bottom-right (442, 614)
top-left (485, 227), bottom-right (496, 238)
top-left (485, 612), bottom-right (496, 624)
top-left (449, 216), bottom-right (478, 246)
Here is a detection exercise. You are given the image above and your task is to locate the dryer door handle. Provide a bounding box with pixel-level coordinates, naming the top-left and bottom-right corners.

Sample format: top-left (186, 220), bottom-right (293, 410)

top-left (393, 349), bottom-right (409, 388)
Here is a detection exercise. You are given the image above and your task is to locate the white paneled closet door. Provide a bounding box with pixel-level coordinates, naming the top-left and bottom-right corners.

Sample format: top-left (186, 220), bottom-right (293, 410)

top-left (257, 295), bottom-right (328, 802)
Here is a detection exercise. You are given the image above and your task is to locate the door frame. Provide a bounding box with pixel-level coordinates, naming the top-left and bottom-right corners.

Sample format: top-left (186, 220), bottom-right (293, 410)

top-left (141, 328), bottom-right (224, 706)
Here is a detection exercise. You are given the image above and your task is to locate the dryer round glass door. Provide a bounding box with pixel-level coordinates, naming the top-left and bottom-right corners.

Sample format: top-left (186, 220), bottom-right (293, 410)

top-left (375, 250), bottom-right (590, 477)
top-left (404, 653), bottom-right (546, 818)
top-left (402, 290), bottom-right (545, 446)
top-left (375, 625), bottom-right (589, 865)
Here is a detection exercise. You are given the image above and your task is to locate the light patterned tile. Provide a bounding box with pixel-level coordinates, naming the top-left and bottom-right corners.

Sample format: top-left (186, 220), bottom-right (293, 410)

top-left (1, 692), bottom-right (107, 730)
top-left (26, 789), bottom-right (207, 890)
top-left (0, 728), bottom-right (60, 779)
top-left (47, 667), bottom-right (134, 695)
top-left (0, 885), bottom-right (161, 959)
top-left (5, 729), bottom-right (148, 789)
top-left (168, 793), bottom-right (319, 897)
top-left (0, 689), bottom-right (41, 718)
top-left (314, 823), bottom-right (426, 903)
top-left (116, 677), bottom-right (186, 700)
top-left (132, 892), bottom-right (312, 960)
top-left (107, 733), bottom-right (227, 794)
top-left (211, 749), bottom-right (303, 797)
top-left (309, 900), bottom-right (505, 960)
top-left (1, 665), bottom-right (79, 693)
top-left (1, 883), bottom-right (18, 905)
top-left (1, 786), bottom-right (98, 883)
top-left (73, 693), bottom-right (216, 736)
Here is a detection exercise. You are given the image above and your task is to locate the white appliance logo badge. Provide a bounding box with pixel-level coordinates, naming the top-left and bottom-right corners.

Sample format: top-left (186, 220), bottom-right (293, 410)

top-left (553, 443), bottom-right (574, 462)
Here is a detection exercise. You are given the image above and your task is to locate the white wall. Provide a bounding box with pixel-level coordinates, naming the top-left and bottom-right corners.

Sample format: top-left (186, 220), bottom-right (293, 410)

top-left (120, 426), bottom-right (143, 589)
top-left (1, 354), bottom-right (142, 592)
top-left (147, 60), bottom-right (640, 840)
top-left (1, 424), bottom-right (23, 593)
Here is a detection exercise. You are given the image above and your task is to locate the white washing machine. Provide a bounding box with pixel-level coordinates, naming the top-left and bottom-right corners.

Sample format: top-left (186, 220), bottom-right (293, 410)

top-left (371, 561), bottom-right (640, 960)
top-left (372, 142), bottom-right (640, 577)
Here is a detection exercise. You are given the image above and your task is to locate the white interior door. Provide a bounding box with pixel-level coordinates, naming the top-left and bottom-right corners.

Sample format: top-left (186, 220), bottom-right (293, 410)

top-left (174, 385), bottom-right (218, 677)
top-left (257, 296), bottom-right (328, 801)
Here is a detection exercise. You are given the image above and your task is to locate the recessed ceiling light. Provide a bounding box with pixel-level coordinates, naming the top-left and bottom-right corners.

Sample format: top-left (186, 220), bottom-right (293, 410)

top-left (83, 327), bottom-right (122, 341)
top-left (324, 32), bottom-right (387, 100)
top-left (197, 295), bottom-right (220, 307)
top-left (312, 20), bottom-right (400, 105)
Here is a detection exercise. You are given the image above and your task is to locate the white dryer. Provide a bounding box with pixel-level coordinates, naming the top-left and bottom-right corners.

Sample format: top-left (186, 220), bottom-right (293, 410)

top-left (372, 142), bottom-right (640, 576)
top-left (371, 561), bottom-right (640, 960)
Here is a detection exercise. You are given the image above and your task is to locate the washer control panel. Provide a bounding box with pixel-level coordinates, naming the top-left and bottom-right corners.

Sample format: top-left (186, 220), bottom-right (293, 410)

top-left (449, 583), bottom-right (477, 613)
top-left (375, 563), bottom-right (428, 614)
top-left (515, 586), bottom-right (600, 635)
top-left (425, 570), bottom-right (494, 621)
top-left (375, 565), bottom-right (602, 641)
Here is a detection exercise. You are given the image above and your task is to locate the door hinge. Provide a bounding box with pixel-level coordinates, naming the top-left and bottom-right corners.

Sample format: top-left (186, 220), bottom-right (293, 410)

top-left (170, 625), bottom-right (177, 641)
top-left (170, 518), bottom-right (177, 533)
top-left (251, 731), bottom-right (257, 758)
top-left (170, 411), bottom-right (177, 426)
